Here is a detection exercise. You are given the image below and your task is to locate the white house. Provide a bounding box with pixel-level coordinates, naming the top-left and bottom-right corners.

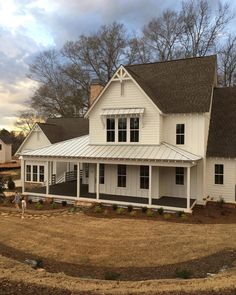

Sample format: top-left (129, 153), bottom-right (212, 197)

top-left (0, 133), bottom-right (12, 163)
top-left (19, 55), bottom-right (236, 212)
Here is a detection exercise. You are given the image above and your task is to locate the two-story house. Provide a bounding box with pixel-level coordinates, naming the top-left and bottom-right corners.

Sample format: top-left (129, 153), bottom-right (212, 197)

top-left (19, 55), bottom-right (236, 212)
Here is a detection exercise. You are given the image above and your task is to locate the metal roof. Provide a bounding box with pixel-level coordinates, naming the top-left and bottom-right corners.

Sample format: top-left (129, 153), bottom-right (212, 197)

top-left (21, 135), bottom-right (201, 162)
top-left (101, 108), bottom-right (144, 116)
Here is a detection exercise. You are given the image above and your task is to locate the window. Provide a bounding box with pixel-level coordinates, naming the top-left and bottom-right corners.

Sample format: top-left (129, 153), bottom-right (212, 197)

top-left (215, 164), bottom-right (224, 184)
top-left (140, 166), bottom-right (149, 189)
top-left (99, 164), bottom-right (105, 184)
top-left (33, 165), bottom-right (38, 182)
top-left (118, 118), bottom-right (127, 142)
top-left (117, 165), bottom-right (126, 187)
top-left (176, 124), bottom-right (185, 145)
top-left (26, 165), bottom-right (31, 181)
top-left (0, 144), bottom-right (2, 150)
top-left (39, 166), bottom-right (44, 182)
top-left (107, 118), bottom-right (115, 142)
top-left (130, 117), bottom-right (139, 142)
top-left (176, 167), bottom-right (184, 185)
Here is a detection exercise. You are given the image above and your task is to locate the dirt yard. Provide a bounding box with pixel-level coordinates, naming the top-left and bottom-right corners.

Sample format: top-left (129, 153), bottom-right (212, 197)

top-left (0, 206), bottom-right (236, 294)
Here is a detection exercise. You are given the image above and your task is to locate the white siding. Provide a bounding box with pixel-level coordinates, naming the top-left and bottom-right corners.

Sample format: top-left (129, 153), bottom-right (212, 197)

top-left (88, 80), bottom-right (161, 145)
top-left (0, 140), bottom-right (12, 163)
top-left (162, 114), bottom-right (207, 156)
top-left (20, 130), bottom-right (51, 152)
top-left (206, 158), bottom-right (236, 203)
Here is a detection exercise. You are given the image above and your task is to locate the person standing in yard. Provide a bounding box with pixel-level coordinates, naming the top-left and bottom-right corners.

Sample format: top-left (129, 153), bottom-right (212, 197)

top-left (12, 191), bottom-right (20, 212)
top-left (21, 196), bottom-right (26, 219)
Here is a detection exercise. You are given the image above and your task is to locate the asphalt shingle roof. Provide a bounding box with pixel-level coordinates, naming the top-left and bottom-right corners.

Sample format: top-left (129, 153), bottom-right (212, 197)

top-left (207, 87), bottom-right (236, 158)
top-left (125, 55), bottom-right (217, 113)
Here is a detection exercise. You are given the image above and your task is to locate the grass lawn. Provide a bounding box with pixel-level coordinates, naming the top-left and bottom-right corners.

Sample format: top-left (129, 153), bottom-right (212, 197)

top-left (0, 207), bottom-right (236, 294)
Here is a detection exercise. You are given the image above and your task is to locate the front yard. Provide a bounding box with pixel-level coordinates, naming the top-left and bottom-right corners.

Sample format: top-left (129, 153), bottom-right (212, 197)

top-left (0, 202), bottom-right (236, 294)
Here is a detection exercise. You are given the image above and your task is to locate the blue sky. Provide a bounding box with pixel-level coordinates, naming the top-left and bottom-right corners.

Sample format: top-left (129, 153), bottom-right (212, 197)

top-left (0, 0), bottom-right (234, 130)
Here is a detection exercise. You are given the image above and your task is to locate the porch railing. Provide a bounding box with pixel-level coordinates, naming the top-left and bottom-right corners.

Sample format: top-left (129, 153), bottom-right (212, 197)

top-left (65, 170), bottom-right (77, 182)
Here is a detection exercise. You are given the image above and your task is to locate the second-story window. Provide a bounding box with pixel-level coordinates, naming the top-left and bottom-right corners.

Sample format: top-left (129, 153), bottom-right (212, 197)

top-left (107, 118), bottom-right (115, 142)
top-left (130, 117), bottom-right (139, 142)
top-left (215, 164), bottom-right (224, 185)
top-left (118, 117), bottom-right (127, 142)
top-left (176, 124), bottom-right (185, 145)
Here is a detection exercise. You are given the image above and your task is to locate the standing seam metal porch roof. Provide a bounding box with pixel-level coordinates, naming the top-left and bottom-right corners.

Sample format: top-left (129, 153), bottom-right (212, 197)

top-left (21, 135), bottom-right (201, 162)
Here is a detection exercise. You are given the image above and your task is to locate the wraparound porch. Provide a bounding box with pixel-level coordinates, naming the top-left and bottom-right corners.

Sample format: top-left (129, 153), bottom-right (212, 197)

top-left (25, 181), bottom-right (197, 211)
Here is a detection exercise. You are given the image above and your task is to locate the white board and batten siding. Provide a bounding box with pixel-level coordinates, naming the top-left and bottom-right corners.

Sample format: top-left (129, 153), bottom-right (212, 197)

top-left (162, 114), bottom-right (208, 157)
top-left (88, 80), bottom-right (161, 145)
top-left (21, 129), bottom-right (51, 152)
top-left (206, 158), bottom-right (236, 203)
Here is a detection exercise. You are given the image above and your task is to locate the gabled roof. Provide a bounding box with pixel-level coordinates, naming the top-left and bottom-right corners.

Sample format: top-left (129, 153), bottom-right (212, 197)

top-left (207, 87), bottom-right (236, 158)
top-left (39, 117), bottom-right (89, 144)
top-left (0, 130), bottom-right (12, 144)
top-left (125, 55), bottom-right (217, 113)
top-left (21, 135), bottom-right (201, 162)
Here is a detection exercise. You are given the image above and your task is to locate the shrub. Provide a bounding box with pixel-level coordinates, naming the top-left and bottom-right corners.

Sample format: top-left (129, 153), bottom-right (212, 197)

top-left (127, 205), bottom-right (133, 212)
top-left (104, 271), bottom-right (120, 280)
top-left (50, 202), bottom-right (57, 209)
top-left (7, 177), bottom-right (15, 190)
top-left (181, 213), bottom-right (188, 220)
top-left (35, 202), bottom-right (43, 210)
top-left (69, 206), bottom-right (78, 213)
top-left (94, 205), bottom-right (103, 213)
top-left (163, 213), bottom-right (172, 219)
top-left (176, 269), bottom-right (191, 279)
top-left (146, 209), bottom-right (154, 217)
top-left (157, 207), bottom-right (164, 215)
top-left (61, 200), bottom-right (67, 207)
top-left (116, 207), bottom-right (125, 215)
top-left (177, 211), bottom-right (185, 217)
top-left (141, 206), bottom-right (148, 213)
top-left (28, 199), bottom-right (33, 204)
top-left (39, 199), bottom-right (44, 205)
top-left (112, 204), bottom-right (118, 211)
top-left (130, 210), bottom-right (137, 217)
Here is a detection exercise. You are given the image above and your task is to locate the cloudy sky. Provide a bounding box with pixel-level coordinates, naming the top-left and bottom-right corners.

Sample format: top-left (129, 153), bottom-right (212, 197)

top-left (0, 0), bottom-right (234, 130)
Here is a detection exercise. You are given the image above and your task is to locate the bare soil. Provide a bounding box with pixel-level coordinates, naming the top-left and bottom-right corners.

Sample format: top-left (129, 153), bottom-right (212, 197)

top-left (0, 203), bottom-right (236, 294)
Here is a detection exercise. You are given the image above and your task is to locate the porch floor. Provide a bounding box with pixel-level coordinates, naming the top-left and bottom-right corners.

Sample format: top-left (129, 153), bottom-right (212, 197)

top-left (25, 180), bottom-right (196, 209)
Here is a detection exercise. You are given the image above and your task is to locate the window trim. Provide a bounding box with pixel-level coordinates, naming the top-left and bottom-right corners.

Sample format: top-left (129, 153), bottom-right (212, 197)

top-left (176, 124), bottom-right (185, 145)
top-left (25, 164), bottom-right (45, 183)
top-left (130, 117), bottom-right (139, 143)
top-left (106, 117), bottom-right (115, 142)
top-left (214, 164), bottom-right (224, 185)
top-left (118, 117), bottom-right (127, 142)
top-left (175, 167), bottom-right (184, 185)
top-left (140, 165), bottom-right (149, 189)
top-left (117, 164), bottom-right (126, 188)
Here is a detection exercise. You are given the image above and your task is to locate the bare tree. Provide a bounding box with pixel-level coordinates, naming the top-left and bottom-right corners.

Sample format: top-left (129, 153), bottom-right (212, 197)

top-left (180, 0), bottom-right (232, 57)
top-left (63, 22), bottom-right (127, 84)
top-left (218, 35), bottom-right (236, 86)
top-left (142, 9), bottom-right (184, 61)
top-left (126, 36), bottom-right (152, 64)
top-left (14, 110), bottom-right (44, 133)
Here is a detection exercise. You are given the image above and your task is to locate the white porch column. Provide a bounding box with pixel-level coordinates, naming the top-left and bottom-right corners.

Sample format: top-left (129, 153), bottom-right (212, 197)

top-left (77, 162), bottom-right (80, 198)
top-left (46, 161), bottom-right (50, 195)
top-left (148, 165), bottom-right (152, 206)
top-left (96, 163), bottom-right (100, 200)
top-left (21, 158), bottom-right (25, 193)
top-left (187, 166), bottom-right (191, 210)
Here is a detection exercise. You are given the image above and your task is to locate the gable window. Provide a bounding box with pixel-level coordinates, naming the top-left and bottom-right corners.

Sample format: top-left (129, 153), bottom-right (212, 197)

top-left (140, 166), bottom-right (149, 189)
top-left (107, 118), bottom-right (115, 142)
top-left (39, 166), bottom-right (45, 182)
top-left (33, 165), bottom-right (38, 182)
top-left (176, 167), bottom-right (184, 185)
top-left (26, 165), bottom-right (31, 181)
top-left (215, 164), bottom-right (224, 185)
top-left (130, 117), bottom-right (139, 142)
top-left (176, 124), bottom-right (185, 145)
top-left (117, 165), bottom-right (126, 187)
top-left (118, 118), bottom-right (127, 142)
top-left (99, 164), bottom-right (105, 184)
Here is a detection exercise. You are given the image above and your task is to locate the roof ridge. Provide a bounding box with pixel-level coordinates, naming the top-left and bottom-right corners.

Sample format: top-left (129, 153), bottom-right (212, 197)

top-left (124, 55), bottom-right (216, 68)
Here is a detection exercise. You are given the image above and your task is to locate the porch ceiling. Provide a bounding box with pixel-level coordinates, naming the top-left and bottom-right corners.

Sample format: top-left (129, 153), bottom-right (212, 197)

top-left (21, 135), bottom-right (201, 162)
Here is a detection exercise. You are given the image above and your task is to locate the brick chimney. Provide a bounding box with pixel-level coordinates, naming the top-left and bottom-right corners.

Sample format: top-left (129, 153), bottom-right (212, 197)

top-left (89, 79), bottom-right (104, 106)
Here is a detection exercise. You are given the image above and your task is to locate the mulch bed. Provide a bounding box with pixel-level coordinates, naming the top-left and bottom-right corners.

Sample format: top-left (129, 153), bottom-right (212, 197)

top-left (0, 243), bottom-right (235, 281)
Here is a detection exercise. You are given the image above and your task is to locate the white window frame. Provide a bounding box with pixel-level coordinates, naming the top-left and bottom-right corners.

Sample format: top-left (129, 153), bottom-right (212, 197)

top-left (214, 164), bottom-right (224, 185)
top-left (25, 164), bottom-right (45, 183)
top-left (176, 124), bottom-right (185, 145)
